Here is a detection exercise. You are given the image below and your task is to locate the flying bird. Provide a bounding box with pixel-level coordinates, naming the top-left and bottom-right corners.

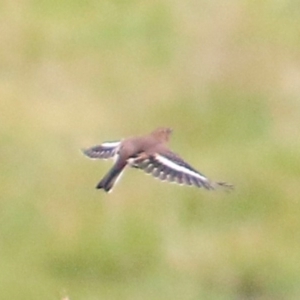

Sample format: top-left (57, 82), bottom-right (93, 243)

top-left (82, 127), bottom-right (233, 193)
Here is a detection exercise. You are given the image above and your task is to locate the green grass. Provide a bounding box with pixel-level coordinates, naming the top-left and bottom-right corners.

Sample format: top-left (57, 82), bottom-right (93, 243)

top-left (1, 0), bottom-right (300, 299)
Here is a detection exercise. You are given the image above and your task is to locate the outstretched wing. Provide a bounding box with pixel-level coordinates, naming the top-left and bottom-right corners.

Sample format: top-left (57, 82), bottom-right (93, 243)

top-left (133, 151), bottom-right (216, 190)
top-left (82, 141), bottom-right (121, 160)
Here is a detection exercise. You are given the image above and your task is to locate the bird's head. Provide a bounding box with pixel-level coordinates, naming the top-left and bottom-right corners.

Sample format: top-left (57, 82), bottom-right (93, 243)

top-left (152, 127), bottom-right (173, 142)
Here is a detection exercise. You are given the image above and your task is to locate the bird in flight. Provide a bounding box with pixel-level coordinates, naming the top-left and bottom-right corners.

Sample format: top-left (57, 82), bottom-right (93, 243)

top-left (82, 127), bottom-right (233, 193)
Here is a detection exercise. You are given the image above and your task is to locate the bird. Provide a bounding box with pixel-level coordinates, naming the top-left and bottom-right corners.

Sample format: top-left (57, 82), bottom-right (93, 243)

top-left (82, 127), bottom-right (233, 193)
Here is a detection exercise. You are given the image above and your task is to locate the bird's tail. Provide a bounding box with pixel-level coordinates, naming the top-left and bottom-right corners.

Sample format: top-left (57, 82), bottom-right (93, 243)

top-left (96, 161), bottom-right (127, 193)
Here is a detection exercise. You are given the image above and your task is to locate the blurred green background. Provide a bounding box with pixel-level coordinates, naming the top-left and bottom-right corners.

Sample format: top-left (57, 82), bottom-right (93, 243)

top-left (1, 0), bottom-right (300, 299)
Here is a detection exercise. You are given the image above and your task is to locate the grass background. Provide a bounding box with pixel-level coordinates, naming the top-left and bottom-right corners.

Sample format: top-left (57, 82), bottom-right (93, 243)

top-left (1, 0), bottom-right (300, 299)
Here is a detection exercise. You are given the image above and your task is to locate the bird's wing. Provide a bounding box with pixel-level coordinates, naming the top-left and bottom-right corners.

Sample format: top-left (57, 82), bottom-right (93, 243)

top-left (82, 141), bottom-right (121, 160)
top-left (132, 151), bottom-right (216, 190)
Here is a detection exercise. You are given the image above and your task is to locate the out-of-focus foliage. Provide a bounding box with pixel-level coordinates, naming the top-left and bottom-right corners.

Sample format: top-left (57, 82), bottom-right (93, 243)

top-left (1, 0), bottom-right (300, 299)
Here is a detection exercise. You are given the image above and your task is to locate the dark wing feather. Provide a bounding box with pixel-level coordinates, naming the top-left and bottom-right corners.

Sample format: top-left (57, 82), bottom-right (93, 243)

top-left (82, 141), bottom-right (120, 160)
top-left (132, 151), bottom-right (215, 189)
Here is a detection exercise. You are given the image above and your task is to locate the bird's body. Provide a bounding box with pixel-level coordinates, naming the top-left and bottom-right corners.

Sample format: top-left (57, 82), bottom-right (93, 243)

top-left (82, 127), bottom-right (232, 193)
